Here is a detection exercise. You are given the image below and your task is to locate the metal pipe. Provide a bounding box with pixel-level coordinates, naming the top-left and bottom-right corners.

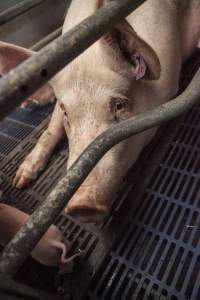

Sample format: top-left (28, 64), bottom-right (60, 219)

top-left (0, 0), bottom-right (48, 25)
top-left (31, 27), bottom-right (62, 51)
top-left (0, 67), bottom-right (199, 276)
top-left (0, 0), bottom-right (145, 121)
top-left (30, 0), bottom-right (72, 51)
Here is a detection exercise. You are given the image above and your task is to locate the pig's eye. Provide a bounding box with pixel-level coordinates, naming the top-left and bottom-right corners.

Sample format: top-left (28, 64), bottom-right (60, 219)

top-left (116, 101), bottom-right (126, 111)
top-left (110, 98), bottom-right (130, 121)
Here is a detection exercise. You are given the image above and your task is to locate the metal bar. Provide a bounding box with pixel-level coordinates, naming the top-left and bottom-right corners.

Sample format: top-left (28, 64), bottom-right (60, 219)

top-left (31, 27), bottom-right (62, 51)
top-left (0, 274), bottom-right (63, 300)
top-left (30, 0), bottom-right (72, 51)
top-left (0, 0), bottom-right (145, 121)
top-left (0, 67), bottom-right (199, 276)
top-left (0, 0), bottom-right (48, 25)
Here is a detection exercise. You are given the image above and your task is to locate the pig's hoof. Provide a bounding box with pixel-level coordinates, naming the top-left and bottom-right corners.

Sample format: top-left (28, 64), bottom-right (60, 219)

top-left (13, 174), bottom-right (30, 189)
top-left (13, 161), bottom-right (38, 189)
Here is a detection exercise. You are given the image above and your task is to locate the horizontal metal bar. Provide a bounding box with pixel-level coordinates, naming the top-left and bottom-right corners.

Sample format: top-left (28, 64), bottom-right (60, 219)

top-left (0, 67), bottom-right (199, 276)
top-left (31, 27), bottom-right (62, 51)
top-left (0, 0), bottom-right (145, 121)
top-left (0, 274), bottom-right (63, 300)
top-left (0, 0), bottom-right (48, 25)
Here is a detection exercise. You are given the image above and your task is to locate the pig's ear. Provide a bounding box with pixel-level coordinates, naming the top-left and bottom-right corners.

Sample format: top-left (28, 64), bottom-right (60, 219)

top-left (0, 41), bottom-right (55, 106)
top-left (105, 21), bottom-right (161, 80)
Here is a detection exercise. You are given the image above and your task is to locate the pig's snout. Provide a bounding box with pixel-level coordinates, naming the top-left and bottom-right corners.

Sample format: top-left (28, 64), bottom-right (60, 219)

top-left (65, 186), bottom-right (110, 223)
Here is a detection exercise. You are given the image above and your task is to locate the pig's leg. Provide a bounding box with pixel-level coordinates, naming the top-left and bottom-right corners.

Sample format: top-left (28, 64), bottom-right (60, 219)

top-left (13, 103), bottom-right (65, 189)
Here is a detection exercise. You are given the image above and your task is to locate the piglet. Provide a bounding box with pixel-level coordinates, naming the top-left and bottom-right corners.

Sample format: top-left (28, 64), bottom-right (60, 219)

top-left (0, 203), bottom-right (81, 274)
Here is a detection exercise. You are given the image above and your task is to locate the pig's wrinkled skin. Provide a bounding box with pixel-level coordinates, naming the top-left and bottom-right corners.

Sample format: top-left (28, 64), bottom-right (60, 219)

top-left (0, 204), bottom-right (80, 274)
top-left (1, 0), bottom-right (199, 222)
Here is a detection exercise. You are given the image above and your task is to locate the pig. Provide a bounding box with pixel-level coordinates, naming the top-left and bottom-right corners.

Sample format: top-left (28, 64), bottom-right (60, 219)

top-left (0, 0), bottom-right (199, 223)
top-left (0, 203), bottom-right (81, 274)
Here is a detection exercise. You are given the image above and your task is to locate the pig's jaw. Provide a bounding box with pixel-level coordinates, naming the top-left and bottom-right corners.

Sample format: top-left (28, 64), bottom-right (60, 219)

top-left (65, 205), bottom-right (108, 223)
top-left (64, 132), bottom-right (152, 223)
top-left (65, 181), bottom-right (120, 223)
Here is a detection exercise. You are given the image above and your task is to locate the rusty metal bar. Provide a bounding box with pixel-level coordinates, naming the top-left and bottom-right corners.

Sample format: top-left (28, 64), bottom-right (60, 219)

top-left (0, 67), bottom-right (199, 276)
top-left (0, 0), bottom-right (145, 121)
top-left (0, 0), bottom-right (48, 25)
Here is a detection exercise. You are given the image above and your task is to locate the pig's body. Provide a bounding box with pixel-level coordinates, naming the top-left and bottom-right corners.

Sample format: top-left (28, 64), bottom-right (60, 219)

top-left (6, 0), bottom-right (200, 222)
top-left (0, 204), bottom-right (79, 273)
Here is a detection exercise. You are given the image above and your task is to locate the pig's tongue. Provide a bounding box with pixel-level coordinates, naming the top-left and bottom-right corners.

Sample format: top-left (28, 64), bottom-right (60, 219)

top-left (132, 53), bottom-right (147, 80)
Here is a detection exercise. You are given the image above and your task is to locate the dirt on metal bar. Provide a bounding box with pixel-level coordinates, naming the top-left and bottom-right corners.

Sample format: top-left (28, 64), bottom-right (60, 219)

top-left (0, 0), bottom-right (145, 121)
top-left (0, 67), bottom-right (200, 276)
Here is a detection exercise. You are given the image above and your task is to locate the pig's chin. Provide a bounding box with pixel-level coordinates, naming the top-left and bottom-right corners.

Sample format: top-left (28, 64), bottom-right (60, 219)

top-left (64, 185), bottom-right (118, 224)
top-left (65, 206), bottom-right (108, 224)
